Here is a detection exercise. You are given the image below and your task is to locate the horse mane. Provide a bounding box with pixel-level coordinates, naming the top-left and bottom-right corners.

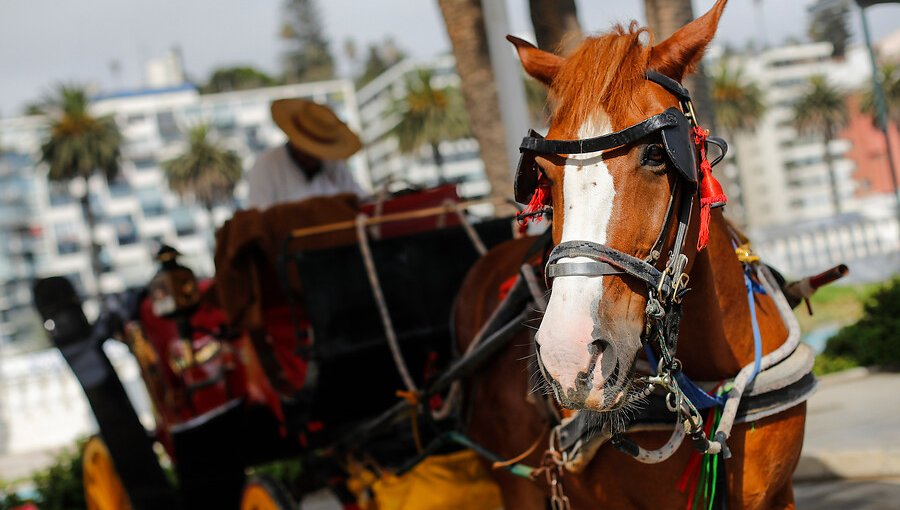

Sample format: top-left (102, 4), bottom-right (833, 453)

top-left (550, 21), bottom-right (652, 132)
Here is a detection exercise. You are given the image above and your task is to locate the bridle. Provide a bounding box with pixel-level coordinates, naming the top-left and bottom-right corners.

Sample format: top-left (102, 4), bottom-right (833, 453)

top-left (515, 70), bottom-right (729, 452)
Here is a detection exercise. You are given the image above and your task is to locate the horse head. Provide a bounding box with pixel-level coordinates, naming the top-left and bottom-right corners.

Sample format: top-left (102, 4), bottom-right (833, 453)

top-left (510, 0), bottom-right (727, 412)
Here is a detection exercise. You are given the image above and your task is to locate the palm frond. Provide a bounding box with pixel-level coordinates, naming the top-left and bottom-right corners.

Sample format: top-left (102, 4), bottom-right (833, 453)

top-left (711, 61), bottom-right (765, 134)
top-left (388, 68), bottom-right (471, 155)
top-left (39, 84), bottom-right (122, 183)
top-left (162, 124), bottom-right (243, 209)
top-left (793, 75), bottom-right (848, 137)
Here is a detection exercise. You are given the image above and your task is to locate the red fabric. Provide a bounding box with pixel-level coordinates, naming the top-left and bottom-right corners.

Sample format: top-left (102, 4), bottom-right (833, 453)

top-left (497, 275), bottom-right (519, 301)
top-left (360, 184), bottom-right (461, 239)
top-left (518, 174), bottom-right (552, 233)
top-left (692, 127), bottom-right (727, 252)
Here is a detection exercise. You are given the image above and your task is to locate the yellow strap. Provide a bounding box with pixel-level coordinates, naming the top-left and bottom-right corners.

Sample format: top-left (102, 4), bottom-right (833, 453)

top-left (396, 390), bottom-right (423, 453)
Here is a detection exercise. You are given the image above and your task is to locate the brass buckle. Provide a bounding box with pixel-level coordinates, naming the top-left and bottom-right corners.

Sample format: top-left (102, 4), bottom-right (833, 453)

top-left (656, 265), bottom-right (673, 301)
top-left (684, 99), bottom-right (699, 128)
top-left (672, 273), bottom-right (690, 303)
top-left (735, 243), bottom-right (759, 264)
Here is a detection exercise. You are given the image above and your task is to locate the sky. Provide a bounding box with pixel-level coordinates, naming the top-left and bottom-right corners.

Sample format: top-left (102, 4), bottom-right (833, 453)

top-left (2, 0), bottom-right (900, 116)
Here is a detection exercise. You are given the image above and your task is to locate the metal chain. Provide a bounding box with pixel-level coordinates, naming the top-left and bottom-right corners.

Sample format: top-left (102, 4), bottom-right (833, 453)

top-left (532, 428), bottom-right (571, 510)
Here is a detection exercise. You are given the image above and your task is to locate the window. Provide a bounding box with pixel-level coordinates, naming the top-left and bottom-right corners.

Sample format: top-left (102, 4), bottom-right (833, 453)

top-left (172, 207), bottom-right (196, 237)
top-left (133, 157), bottom-right (157, 172)
top-left (49, 186), bottom-right (75, 206)
top-left (126, 113), bottom-right (145, 125)
top-left (111, 215), bottom-right (138, 245)
top-left (157, 110), bottom-right (180, 141)
top-left (54, 222), bottom-right (81, 255)
top-left (108, 176), bottom-right (131, 198)
top-left (137, 187), bottom-right (165, 217)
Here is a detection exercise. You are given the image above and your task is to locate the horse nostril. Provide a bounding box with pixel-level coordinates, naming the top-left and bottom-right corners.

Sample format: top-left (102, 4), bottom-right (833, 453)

top-left (590, 338), bottom-right (609, 355)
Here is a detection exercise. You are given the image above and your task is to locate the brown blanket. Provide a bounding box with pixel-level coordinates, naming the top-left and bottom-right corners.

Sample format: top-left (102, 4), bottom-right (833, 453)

top-left (214, 194), bottom-right (360, 332)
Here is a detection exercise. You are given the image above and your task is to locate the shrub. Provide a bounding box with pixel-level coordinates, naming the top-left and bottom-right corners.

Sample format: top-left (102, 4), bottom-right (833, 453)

top-left (824, 277), bottom-right (900, 368)
top-left (31, 442), bottom-right (86, 510)
top-left (813, 353), bottom-right (858, 376)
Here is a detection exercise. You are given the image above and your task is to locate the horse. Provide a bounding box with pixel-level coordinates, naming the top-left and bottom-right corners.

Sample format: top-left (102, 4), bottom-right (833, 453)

top-left (454, 1), bottom-right (806, 508)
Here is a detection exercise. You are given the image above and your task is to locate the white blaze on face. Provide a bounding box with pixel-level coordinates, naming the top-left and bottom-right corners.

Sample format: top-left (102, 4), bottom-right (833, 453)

top-left (537, 113), bottom-right (617, 398)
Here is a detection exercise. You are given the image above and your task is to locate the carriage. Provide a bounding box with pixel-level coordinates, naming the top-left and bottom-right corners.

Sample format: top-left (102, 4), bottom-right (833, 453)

top-left (33, 185), bottom-right (536, 510)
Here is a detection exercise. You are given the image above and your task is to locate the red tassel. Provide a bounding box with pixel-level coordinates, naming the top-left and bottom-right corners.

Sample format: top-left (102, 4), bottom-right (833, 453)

top-left (692, 127), bottom-right (727, 252)
top-left (518, 174), bottom-right (552, 232)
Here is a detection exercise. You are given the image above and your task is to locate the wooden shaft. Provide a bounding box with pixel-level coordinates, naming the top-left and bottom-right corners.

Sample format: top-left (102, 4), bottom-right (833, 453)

top-left (288, 197), bottom-right (508, 239)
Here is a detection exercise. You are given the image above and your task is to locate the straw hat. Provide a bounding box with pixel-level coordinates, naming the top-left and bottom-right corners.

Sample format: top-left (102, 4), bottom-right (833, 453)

top-left (271, 98), bottom-right (362, 160)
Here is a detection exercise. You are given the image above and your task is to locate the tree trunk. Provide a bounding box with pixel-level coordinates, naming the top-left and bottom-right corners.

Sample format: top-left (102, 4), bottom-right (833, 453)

top-left (437, 0), bottom-right (513, 211)
top-left (822, 130), bottom-right (842, 215)
top-left (431, 142), bottom-right (447, 184)
top-left (79, 190), bottom-right (104, 300)
top-left (644, 0), bottom-right (747, 221)
top-left (529, 0), bottom-right (582, 54)
top-left (204, 203), bottom-right (218, 255)
top-left (643, 0), bottom-right (716, 132)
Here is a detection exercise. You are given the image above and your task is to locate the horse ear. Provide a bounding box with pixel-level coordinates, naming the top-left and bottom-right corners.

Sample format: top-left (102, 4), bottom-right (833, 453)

top-left (507, 35), bottom-right (562, 86)
top-left (649, 0), bottom-right (727, 81)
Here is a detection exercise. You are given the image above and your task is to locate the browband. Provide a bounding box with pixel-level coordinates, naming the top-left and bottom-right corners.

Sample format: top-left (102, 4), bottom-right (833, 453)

top-left (519, 108), bottom-right (682, 155)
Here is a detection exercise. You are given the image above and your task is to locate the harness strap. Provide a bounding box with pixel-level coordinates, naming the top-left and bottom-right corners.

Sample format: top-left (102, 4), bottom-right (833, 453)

top-left (546, 261), bottom-right (622, 278)
top-left (545, 240), bottom-right (665, 290)
top-left (519, 109), bottom-right (681, 155)
top-left (645, 70), bottom-right (692, 101)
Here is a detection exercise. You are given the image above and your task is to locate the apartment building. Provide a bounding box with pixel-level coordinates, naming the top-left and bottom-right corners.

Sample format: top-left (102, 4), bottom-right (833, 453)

top-left (0, 78), bottom-right (364, 350)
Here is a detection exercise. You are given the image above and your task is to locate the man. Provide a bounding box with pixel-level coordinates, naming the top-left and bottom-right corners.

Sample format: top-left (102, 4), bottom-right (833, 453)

top-left (247, 98), bottom-right (364, 209)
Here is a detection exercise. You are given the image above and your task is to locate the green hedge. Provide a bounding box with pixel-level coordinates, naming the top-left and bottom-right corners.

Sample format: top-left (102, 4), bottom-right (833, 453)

top-left (824, 277), bottom-right (900, 369)
top-left (1, 441), bottom-right (86, 510)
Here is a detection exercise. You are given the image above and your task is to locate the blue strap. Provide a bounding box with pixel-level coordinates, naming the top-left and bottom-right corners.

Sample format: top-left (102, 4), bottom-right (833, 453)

top-left (643, 344), bottom-right (725, 410)
top-left (641, 251), bottom-right (766, 410)
top-left (744, 270), bottom-right (764, 382)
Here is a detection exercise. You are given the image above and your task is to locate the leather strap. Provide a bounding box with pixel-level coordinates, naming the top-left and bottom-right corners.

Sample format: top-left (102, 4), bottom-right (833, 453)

top-left (519, 108), bottom-right (681, 155)
top-left (546, 261), bottom-right (623, 278)
top-left (545, 241), bottom-right (666, 291)
top-left (645, 70), bottom-right (691, 101)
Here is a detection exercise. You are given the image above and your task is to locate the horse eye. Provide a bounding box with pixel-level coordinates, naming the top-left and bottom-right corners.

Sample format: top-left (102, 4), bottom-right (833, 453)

top-left (642, 144), bottom-right (666, 167)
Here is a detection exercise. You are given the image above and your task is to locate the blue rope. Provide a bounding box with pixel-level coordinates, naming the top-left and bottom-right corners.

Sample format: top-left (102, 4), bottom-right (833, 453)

top-left (743, 270), bottom-right (764, 383)
top-left (643, 344), bottom-right (725, 410)
top-left (643, 261), bottom-right (767, 409)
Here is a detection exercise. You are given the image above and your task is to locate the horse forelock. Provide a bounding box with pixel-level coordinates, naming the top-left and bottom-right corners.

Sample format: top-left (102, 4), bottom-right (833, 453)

top-left (549, 22), bottom-right (652, 136)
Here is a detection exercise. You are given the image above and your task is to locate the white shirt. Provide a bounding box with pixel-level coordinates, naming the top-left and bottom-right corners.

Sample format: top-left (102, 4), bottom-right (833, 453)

top-left (246, 145), bottom-right (364, 209)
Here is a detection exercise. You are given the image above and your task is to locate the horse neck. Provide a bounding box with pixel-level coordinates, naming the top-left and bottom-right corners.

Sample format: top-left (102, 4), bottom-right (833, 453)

top-left (676, 211), bottom-right (788, 381)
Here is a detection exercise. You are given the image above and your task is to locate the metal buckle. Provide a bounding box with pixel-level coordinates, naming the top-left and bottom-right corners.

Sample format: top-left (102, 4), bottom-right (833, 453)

top-left (672, 273), bottom-right (690, 303)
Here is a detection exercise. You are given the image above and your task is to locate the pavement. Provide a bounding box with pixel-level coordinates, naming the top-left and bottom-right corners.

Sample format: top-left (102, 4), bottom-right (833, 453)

top-left (795, 368), bottom-right (900, 481)
top-left (795, 478), bottom-right (900, 510)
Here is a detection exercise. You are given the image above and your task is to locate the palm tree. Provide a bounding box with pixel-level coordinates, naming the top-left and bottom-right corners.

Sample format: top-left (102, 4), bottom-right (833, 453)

top-left (163, 124), bottom-right (242, 241)
top-left (711, 62), bottom-right (765, 136)
top-left (40, 85), bottom-right (122, 298)
top-left (390, 69), bottom-right (470, 184)
top-left (793, 75), bottom-right (849, 215)
top-left (643, 0), bottom-right (717, 130)
top-left (711, 61), bottom-right (765, 225)
top-left (529, 0), bottom-right (582, 53)
top-left (861, 62), bottom-right (900, 128)
top-left (437, 0), bottom-right (512, 208)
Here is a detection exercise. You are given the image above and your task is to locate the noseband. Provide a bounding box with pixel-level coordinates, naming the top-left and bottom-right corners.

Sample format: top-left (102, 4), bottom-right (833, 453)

top-left (517, 70), bottom-right (729, 451)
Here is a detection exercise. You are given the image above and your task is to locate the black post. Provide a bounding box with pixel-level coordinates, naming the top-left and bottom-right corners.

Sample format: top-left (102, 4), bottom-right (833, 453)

top-left (33, 277), bottom-right (182, 510)
top-left (857, 0), bottom-right (900, 232)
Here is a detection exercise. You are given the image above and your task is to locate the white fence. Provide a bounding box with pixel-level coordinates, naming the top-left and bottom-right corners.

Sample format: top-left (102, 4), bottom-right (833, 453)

top-left (0, 342), bottom-right (152, 478)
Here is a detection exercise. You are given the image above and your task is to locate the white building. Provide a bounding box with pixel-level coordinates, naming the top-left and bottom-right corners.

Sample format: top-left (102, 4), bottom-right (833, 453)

top-left (707, 40), bottom-right (900, 281)
top-left (0, 78), bottom-right (365, 351)
top-left (356, 55), bottom-right (490, 199)
top-left (721, 42), bottom-right (873, 228)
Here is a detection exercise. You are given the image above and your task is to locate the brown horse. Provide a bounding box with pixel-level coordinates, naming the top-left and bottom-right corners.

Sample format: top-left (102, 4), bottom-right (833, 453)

top-left (454, 1), bottom-right (805, 508)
